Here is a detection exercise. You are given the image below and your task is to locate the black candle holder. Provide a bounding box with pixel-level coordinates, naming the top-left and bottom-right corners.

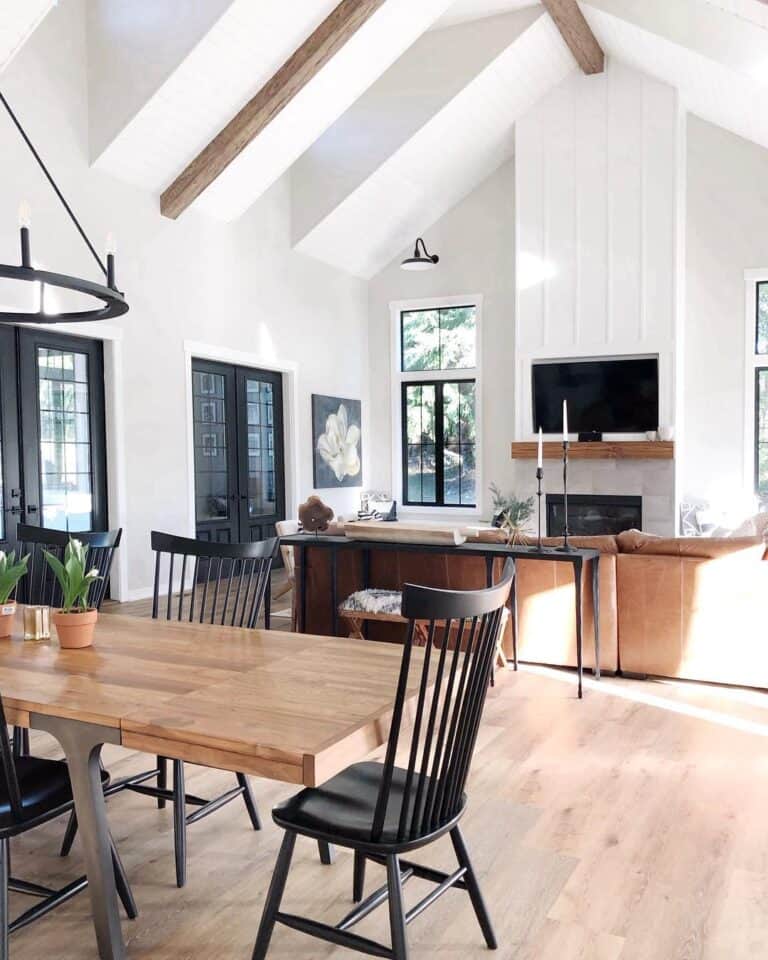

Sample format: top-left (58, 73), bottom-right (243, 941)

top-left (535, 466), bottom-right (544, 550)
top-left (557, 439), bottom-right (575, 552)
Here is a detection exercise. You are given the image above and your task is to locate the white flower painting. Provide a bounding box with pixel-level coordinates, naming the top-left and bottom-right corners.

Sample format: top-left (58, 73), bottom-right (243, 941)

top-left (312, 395), bottom-right (363, 488)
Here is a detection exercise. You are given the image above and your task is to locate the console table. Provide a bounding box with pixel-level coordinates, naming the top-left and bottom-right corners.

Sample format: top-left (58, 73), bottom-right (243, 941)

top-left (279, 534), bottom-right (601, 699)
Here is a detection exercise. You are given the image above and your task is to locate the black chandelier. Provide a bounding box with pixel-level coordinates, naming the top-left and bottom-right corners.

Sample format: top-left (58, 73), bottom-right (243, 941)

top-left (0, 91), bottom-right (128, 324)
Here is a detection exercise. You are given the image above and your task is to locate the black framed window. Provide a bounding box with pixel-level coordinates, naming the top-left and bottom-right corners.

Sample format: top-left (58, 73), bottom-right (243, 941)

top-left (398, 303), bottom-right (478, 509)
top-left (756, 367), bottom-right (768, 495)
top-left (401, 305), bottom-right (476, 372)
top-left (402, 379), bottom-right (476, 507)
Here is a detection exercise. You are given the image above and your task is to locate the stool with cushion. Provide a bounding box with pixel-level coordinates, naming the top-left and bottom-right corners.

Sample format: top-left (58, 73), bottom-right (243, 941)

top-left (251, 559), bottom-right (514, 960)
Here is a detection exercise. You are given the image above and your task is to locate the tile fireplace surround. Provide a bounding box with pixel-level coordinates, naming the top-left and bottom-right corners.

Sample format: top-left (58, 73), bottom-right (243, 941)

top-left (511, 457), bottom-right (675, 536)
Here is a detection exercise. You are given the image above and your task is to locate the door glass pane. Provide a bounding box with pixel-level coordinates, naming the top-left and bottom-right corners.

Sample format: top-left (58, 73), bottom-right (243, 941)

top-left (247, 378), bottom-right (276, 517)
top-left (37, 347), bottom-right (94, 532)
top-left (404, 384), bottom-right (436, 504)
top-left (442, 380), bottom-right (476, 507)
top-left (193, 371), bottom-right (230, 522)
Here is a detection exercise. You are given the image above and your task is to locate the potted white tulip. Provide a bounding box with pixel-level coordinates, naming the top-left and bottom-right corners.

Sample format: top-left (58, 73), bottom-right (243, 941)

top-left (0, 551), bottom-right (29, 638)
top-left (44, 538), bottom-right (102, 649)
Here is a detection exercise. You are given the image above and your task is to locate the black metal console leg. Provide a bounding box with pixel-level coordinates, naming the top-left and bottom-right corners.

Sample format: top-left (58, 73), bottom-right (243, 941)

top-left (0, 837), bottom-right (8, 960)
top-left (60, 810), bottom-right (78, 856)
top-left (252, 831), bottom-right (297, 960)
top-left (450, 826), bottom-right (497, 949)
top-left (236, 773), bottom-right (262, 830)
top-left (173, 760), bottom-right (187, 888)
top-left (592, 555), bottom-right (601, 680)
top-left (318, 840), bottom-right (335, 865)
top-left (157, 756), bottom-right (167, 809)
top-left (353, 851), bottom-right (366, 903)
top-left (386, 854), bottom-right (409, 960)
top-left (574, 558), bottom-right (584, 699)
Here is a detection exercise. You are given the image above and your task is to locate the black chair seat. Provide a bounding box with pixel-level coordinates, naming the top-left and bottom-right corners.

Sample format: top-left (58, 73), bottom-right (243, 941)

top-left (0, 758), bottom-right (108, 831)
top-left (273, 761), bottom-right (464, 849)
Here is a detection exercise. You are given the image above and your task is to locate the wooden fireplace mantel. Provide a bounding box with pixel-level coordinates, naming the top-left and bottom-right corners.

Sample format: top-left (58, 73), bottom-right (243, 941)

top-left (511, 441), bottom-right (674, 461)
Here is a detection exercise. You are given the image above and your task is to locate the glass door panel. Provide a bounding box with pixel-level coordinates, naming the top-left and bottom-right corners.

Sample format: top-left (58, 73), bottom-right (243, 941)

top-left (191, 360), bottom-right (238, 544)
top-left (192, 359), bottom-right (285, 546)
top-left (18, 329), bottom-right (107, 535)
top-left (37, 346), bottom-right (94, 531)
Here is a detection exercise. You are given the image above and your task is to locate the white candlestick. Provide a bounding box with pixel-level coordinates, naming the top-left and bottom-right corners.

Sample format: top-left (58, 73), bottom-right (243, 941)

top-left (563, 400), bottom-right (568, 440)
top-left (537, 427), bottom-right (543, 468)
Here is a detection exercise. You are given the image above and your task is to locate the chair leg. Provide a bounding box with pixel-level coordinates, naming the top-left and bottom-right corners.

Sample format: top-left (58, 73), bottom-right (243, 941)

top-left (450, 825), bottom-right (497, 949)
top-left (109, 835), bottom-right (138, 920)
top-left (318, 841), bottom-right (335, 865)
top-left (173, 760), bottom-right (187, 888)
top-left (252, 830), bottom-right (296, 960)
top-left (386, 854), bottom-right (409, 960)
top-left (0, 838), bottom-right (8, 960)
top-left (353, 850), bottom-right (366, 903)
top-left (157, 756), bottom-right (168, 810)
top-left (59, 810), bottom-right (78, 857)
top-left (236, 773), bottom-right (261, 831)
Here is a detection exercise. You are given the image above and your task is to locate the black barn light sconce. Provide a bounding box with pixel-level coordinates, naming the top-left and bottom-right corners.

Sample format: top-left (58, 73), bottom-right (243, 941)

top-left (401, 237), bottom-right (440, 271)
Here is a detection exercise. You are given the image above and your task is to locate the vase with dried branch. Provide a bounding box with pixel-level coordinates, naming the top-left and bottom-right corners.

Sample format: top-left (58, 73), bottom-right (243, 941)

top-left (489, 483), bottom-right (535, 545)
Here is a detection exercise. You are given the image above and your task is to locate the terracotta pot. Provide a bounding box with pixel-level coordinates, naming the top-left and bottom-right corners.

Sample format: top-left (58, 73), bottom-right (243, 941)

top-left (0, 602), bottom-right (16, 639)
top-left (52, 609), bottom-right (98, 649)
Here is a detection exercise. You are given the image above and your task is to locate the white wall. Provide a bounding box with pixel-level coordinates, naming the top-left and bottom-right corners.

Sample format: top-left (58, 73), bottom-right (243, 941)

top-left (367, 161), bottom-right (515, 520)
top-left (683, 114), bottom-right (768, 508)
top-left (515, 59), bottom-right (683, 440)
top-left (1, 0), bottom-right (368, 598)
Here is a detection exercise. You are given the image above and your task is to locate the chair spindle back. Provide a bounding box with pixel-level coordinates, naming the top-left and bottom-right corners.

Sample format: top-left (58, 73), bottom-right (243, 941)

top-left (15, 524), bottom-right (122, 610)
top-left (372, 559), bottom-right (514, 844)
top-left (151, 531), bottom-right (277, 628)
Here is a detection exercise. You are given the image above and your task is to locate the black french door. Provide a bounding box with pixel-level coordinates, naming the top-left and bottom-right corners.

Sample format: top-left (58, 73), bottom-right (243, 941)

top-left (191, 359), bottom-right (285, 545)
top-left (0, 327), bottom-right (108, 556)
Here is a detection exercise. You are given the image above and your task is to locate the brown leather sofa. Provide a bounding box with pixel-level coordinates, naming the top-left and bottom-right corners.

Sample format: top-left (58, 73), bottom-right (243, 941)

top-left (615, 531), bottom-right (768, 687)
top-left (295, 529), bottom-right (768, 689)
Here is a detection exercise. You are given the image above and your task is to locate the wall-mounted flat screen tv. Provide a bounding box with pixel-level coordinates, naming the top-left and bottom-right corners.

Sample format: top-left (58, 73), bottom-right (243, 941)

top-left (532, 356), bottom-right (659, 434)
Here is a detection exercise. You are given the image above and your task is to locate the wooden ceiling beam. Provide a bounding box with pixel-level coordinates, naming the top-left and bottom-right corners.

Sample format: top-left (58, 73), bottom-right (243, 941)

top-left (160, 0), bottom-right (387, 220)
top-left (541, 0), bottom-right (604, 75)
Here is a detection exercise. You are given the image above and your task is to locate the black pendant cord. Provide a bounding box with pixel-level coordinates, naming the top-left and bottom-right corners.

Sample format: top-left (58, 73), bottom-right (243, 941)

top-left (0, 90), bottom-right (108, 279)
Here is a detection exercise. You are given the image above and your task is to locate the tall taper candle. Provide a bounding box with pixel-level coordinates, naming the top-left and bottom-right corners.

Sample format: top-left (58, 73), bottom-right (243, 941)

top-left (537, 427), bottom-right (543, 468)
top-left (563, 399), bottom-right (568, 439)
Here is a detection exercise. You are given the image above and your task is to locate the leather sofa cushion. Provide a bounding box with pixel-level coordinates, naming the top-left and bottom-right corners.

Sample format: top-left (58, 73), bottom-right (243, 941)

top-left (617, 529), bottom-right (766, 560)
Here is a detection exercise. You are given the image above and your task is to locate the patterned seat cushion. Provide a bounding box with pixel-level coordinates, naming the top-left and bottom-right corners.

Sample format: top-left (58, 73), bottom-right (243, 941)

top-left (340, 589), bottom-right (403, 616)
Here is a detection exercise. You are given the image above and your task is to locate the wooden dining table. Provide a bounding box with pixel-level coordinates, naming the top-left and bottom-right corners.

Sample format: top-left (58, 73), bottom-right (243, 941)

top-left (0, 608), bottom-right (426, 960)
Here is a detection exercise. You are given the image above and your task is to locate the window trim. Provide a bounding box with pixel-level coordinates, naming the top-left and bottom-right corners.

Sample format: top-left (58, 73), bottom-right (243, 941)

top-left (744, 271), bottom-right (768, 498)
top-left (390, 295), bottom-right (483, 517)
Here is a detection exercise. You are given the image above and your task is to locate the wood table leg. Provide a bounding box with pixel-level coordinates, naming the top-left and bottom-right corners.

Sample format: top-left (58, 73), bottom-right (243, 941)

top-left (31, 713), bottom-right (125, 960)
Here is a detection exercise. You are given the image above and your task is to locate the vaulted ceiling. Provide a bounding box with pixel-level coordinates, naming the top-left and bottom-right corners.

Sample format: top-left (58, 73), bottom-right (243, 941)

top-left (0, 1), bottom-right (55, 72)
top-left (3, 0), bottom-right (768, 279)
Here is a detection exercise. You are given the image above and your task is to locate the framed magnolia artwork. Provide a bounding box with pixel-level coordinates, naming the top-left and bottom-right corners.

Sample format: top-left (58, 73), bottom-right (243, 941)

top-left (312, 394), bottom-right (362, 488)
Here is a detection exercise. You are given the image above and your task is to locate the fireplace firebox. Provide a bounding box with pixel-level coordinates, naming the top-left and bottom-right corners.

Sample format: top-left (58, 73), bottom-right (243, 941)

top-left (546, 494), bottom-right (642, 537)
